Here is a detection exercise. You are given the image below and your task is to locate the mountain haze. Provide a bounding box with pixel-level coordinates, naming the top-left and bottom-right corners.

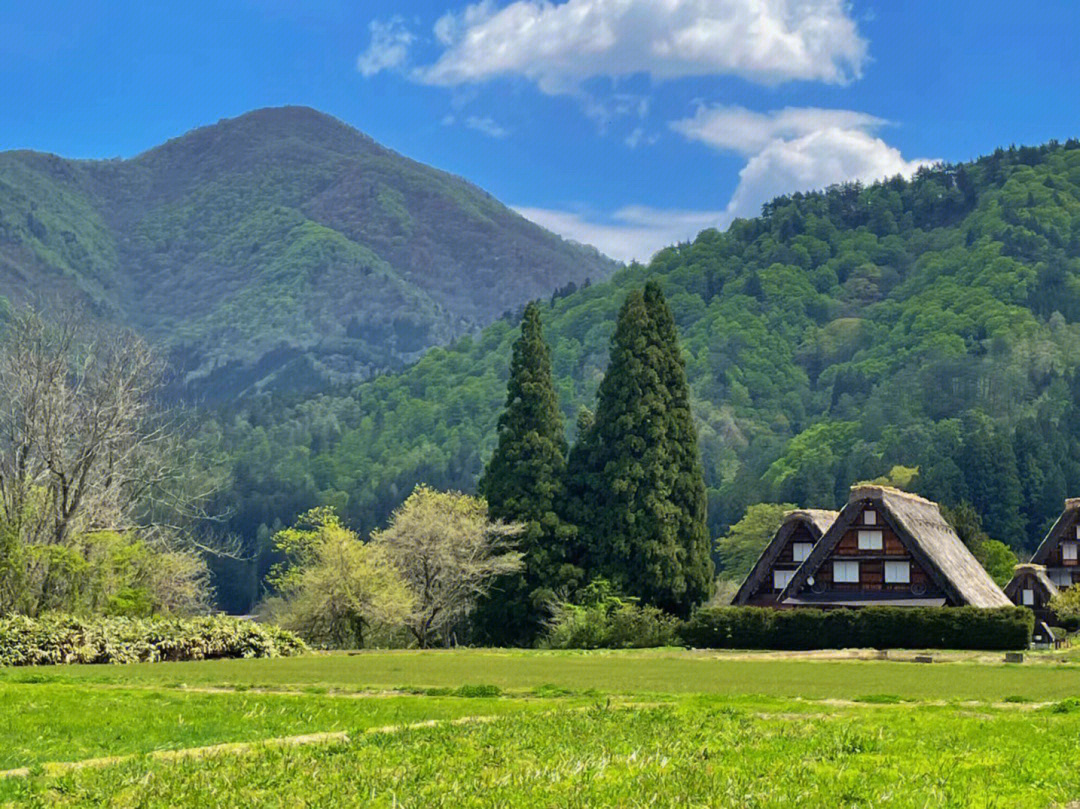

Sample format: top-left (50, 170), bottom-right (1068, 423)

top-left (0, 106), bottom-right (616, 396)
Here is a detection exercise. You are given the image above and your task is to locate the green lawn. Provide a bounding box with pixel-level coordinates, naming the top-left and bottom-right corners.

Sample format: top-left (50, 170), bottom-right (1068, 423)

top-left (5, 649), bottom-right (1080, 806)
top-left (0, 683), bottom-right (571, 770)
top-left (4, 648), bottom-right (1080, 701)
top-left (7, 698), bottom-right (1080, 807)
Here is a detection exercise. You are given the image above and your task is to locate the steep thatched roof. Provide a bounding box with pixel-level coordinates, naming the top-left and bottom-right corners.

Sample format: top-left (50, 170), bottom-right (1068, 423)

top-left (1003, 564), bottom-right (1059, 602)
top-left (730, 509), bottom-right (838, 605)
top-left (778, 485), bottom-right (1011, 608)
top-left (1031, 498), bottom-right (1080, 565)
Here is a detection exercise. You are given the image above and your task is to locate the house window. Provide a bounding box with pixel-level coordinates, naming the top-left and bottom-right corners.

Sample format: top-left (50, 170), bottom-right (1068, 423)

top-left (1064, 542), bottom-right (1079, 561)
top-left (833, 560), bottom-right (860, 583)
top-left (884, 561), bottom-right (910, 584)
top-left (773, 569), bottom-right (794, 591)
top-left (1022, 589), bottom-right (1035, 606)
top-left (792, 542), bottom-right (814, 563)
top-left (1075, 525), bottom-right (1080, 539)
top-left (857, 530), bottom-right (883, 551)
top-left (864, 510), bottom-right (877, 525)
top-left (1050, 569), bottom-right (1073, 587)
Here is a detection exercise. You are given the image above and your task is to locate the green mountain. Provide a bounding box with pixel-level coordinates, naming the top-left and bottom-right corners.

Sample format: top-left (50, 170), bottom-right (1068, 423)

top-left (209, 139), bottom-right (1080, 609)
top-left (0, 106), bottom-right (615, 396)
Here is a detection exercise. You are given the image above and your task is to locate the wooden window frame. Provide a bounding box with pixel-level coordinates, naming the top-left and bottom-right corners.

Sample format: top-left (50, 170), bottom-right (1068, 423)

top-left (884, 560), bottom-right (910, 584)
top-left (857, 530), bottom-right (883, 551)
top-left (833, 560), bottom-right (859, 583)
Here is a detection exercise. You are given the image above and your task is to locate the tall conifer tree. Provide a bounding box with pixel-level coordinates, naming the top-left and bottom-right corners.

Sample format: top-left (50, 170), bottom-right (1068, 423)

top-left (569, 285), bottom-right (712, 616)
top-left (643, 281), bottom-right (714, 607)
top-left (475, 302), bottom-right (578, 644)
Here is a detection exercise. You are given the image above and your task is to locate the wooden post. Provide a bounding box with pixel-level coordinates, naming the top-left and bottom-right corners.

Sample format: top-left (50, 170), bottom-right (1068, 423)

top-left (1004, 652), bottom-right (1024, 664)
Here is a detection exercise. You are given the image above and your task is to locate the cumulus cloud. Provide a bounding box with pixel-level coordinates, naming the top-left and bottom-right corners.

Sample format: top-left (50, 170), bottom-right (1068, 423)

top-left (515, 205), bottom-right (724, 263)
top-left (670, 105), bottom-right (886, 155)
top-left (417, 0), bottom-right (867, 92)
top-left (523, 105), bottom-right (936, 262)
top-left (357, 17), bottom-right (414, 77)
top-left (671, 104), bottom-right (936, 220)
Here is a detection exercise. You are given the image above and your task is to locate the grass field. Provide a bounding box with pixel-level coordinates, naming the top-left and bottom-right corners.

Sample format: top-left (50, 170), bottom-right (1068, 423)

top-left (5, 649), bottom-right (1080, 806)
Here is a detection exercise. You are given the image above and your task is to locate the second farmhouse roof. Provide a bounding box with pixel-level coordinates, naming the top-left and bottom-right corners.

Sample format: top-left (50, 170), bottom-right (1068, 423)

top-left (730, 508), bottom-right (838, 605)
top-left (1030, 498), bottom-right (1080, 565)
top-left (778, 484), bottom-right (1012, 608)
top-left (1003, 563), bottom-right (1059, 603)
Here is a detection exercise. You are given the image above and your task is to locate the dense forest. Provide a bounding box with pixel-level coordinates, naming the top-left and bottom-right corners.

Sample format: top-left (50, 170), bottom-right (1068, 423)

top-left (201, 139), bottom-right (1080, 611)
top-left (0, 107), bottom-right (614, 398)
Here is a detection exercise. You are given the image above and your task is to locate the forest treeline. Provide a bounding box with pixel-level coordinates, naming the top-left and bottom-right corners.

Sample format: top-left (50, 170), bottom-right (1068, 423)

top-left (198, 139), bottom-right (1080, 612)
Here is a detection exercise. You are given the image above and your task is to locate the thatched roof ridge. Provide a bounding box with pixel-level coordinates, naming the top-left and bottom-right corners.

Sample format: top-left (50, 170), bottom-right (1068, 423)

top-left (1003, 564), bottom-right (1059, 602)
top-left (1031, 498), bottom-right (1080, 565)
top-left (779, 485), bottom-right (1011, 608)
top-left (730, 508), bottom-right (838, 606)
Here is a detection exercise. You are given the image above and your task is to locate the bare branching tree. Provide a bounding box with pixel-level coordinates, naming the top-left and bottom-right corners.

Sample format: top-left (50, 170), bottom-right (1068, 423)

top-left (0, 307), bottom-right (229, 614)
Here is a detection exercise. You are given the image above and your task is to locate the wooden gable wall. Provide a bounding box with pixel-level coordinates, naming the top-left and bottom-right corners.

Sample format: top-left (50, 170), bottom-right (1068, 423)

top-left (810, 504), bottom-right (944, 600)
top-left (745, 522), bottom-right (819, 604)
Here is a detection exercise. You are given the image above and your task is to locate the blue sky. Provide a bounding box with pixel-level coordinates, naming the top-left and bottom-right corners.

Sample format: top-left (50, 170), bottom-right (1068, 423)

top-left (4, 1), bottom-right (1080, 261)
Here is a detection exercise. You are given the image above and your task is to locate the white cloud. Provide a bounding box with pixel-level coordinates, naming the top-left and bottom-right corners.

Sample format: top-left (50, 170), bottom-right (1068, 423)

top-left (521, 105), bottom-right (936, 262)
top-left (465, 115), bottom-right (510, 138)
top-left (417, 0), bottom-right (867, 92)
top-left (671, 104), bottom-right (935, 221)
top-left (670, 105), bottom-right (886, 155)
top-left (357, 17), bottom-right (414, 77)
top-left (723, 126), bottom-right (933, 220)
top-left (516, 205), bottom-right (724, 263)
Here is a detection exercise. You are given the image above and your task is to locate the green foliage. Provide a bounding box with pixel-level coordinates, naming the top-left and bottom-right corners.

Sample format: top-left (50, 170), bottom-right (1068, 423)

top-left (261, 508), bottom-right (413, 649)
top-left (941, 501), bottom-right (1020, 586)
top-left (474, 303), bottom-right (579, 645)
top-left (567, 283), bottom-right (713, 616)
top-left (201, 142), bottom-right (1080, 612)
top-left (681, 606), bottom-right (1034, 651)
top-left (0, 614), bottom-right (306, 666)
top-left (539, 579), bottom-right (681, 649)
top-left (714, 502), bottom-right (796, 580)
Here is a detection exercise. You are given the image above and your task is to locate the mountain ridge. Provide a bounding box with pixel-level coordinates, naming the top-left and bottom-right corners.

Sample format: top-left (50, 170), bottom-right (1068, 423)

top-left (0, 106), bottom-right (617, 397)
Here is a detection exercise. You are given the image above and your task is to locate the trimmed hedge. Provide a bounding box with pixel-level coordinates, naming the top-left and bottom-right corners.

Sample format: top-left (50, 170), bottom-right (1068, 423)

top-left (0, 615), bottom-right (308, 666)
top-left (681, 606), bottom-right (1034, 651)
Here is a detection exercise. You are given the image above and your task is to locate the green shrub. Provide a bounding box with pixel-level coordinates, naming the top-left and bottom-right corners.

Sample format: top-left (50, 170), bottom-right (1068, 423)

top-left (540, 580), bottom-right (681, 649)
top-left (0, 614), bottom-right (307, 666)
top-left (681, 606), bottom-right (1033, 651)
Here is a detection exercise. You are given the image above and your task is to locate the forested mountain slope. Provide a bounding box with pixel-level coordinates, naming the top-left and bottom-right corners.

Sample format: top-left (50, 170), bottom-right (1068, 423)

top-left (203, 139), bottom-right (1080, 608)
top-left (0, 107), bottom-right (615, 397)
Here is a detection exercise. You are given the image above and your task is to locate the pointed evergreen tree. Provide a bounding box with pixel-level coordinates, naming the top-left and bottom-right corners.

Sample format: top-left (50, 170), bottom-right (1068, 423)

top-left (474, 302), bottom-right (579, 644)
top-left (569, 285), bottom-right (712, 616)
top-left (643, 281), bottom-right (714, 608)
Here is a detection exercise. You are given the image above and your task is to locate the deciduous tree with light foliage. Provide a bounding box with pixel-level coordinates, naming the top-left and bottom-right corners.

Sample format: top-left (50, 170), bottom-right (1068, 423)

top-left (372, 486), bottom-right (523, 648)
top-left (263, 507), bottom-right (412, 648)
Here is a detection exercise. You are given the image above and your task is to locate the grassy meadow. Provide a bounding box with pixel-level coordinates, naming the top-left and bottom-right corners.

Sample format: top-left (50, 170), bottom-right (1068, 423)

top-left (5, 648), bottom-right (1080, 806)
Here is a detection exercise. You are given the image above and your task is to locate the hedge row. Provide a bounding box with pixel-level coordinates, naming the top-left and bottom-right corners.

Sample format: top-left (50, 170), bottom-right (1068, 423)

top-left (680, 606), bottom-right (1034, 651)
top-left (0, 615), bottom-right (308, 666)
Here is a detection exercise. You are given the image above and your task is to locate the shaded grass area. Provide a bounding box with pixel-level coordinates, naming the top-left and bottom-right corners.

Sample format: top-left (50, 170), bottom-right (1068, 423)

top-left (7, 700), bottom-right (1080, 807)
top-left (5, 648), bottom-right (1080, 701)
top-left (0, 683), bottom-right (574, 771)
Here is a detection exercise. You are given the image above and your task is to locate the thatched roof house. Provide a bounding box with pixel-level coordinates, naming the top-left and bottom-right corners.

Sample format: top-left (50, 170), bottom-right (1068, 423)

top-left (731, 509), bottom-right (838, 606)
top-left (1003, 563), bottom-right (1059, 613)
top-left (1029, 498), bottom-right (1080, 589)
top-left (778, 485), bottom-right (1011, 608)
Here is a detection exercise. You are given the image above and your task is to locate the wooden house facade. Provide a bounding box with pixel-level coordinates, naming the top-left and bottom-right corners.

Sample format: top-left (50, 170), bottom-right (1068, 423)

top-left (731, 509), bottom-right (837, 606)
top-left (1028, 498), bottom-right (1080, 590)
top-left (1003, 564), bottom-right (1059, 617)
top-left (778, 485), bottom-right (1012, 608)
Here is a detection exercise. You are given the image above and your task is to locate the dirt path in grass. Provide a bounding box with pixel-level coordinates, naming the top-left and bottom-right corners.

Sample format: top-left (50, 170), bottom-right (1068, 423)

top-left (0, 713), bottom-right (510, 780)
